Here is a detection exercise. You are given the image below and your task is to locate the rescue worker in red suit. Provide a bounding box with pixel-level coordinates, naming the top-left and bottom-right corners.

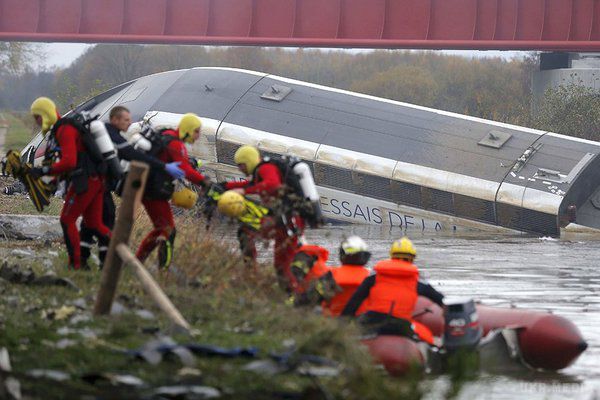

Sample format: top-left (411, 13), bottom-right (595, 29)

top-left (341, 237), bottom-right (444, 345)
top-left (79, 105), bottom-right (185, 269)
top-left (29, 97), bottom-right (111, 270)
top-left (136, 113), bottom-right (207, 268)
top-left (224, 145), bottom-right (305, 291)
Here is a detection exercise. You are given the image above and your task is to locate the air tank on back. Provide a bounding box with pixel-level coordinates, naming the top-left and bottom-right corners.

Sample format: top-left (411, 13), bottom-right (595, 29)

top-left (293, 161), bottom-right (323, 227)
top-left (88, 119), bottom-right (123, 180)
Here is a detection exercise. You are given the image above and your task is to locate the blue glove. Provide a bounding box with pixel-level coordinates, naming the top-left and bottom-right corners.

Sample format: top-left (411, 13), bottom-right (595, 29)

top-left (165, 162), bottom-right (185, 180)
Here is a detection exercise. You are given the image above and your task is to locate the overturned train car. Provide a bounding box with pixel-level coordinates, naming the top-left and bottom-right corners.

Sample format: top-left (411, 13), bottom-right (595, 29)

top-left (22, 68), bottom-right (600, 236)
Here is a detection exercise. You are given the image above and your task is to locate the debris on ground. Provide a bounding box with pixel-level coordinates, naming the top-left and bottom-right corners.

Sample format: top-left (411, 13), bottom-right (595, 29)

top-left (81, 372), bottom-right (145, 387)
top-left (0, 262), bottom-right (79, 291)
top-left (134, 309), bottom-right (156, 320)
top-left (150, 385), bottom-right (221, 399)
top-left (51, 339), bottom-right (78, 349)
top-left (9, 249), bottom-right (33, 258)
top-left (130, 337), bottom-right (197, 367)
top-left (26, 369), bottom-right (70, 382)
top-left (297, 365), bottom-right (340, 377)
top-left (57, 326), bottom-right (100, 340)
top-left (3, 377), bottom-right (22, 400)
top-left (243, 360), bottom-right (288, 376)
top-left (42, 305), bottom-right (77, 321)
top-left (176, 367), bottom-right (202, 379)
top-left (0, 214), bottom-right (62, 241)
top-left (0, 347), bottom-right (11, 372)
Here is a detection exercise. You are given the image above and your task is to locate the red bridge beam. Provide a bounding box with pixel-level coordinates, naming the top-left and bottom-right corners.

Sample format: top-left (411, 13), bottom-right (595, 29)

top-left (1, 0), bottom-right (600, 51)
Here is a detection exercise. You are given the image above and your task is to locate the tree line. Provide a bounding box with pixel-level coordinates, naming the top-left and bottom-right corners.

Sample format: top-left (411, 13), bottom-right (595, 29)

top-left (1, 43), bottom-right (598, 141)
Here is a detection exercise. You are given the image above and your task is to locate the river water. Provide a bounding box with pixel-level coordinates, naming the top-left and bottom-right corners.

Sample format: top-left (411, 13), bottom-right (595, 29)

top-left (299, 226), bottom-right (600, 400)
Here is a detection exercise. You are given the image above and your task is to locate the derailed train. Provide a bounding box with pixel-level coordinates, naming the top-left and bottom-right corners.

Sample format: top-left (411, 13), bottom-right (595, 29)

top-left (22, 67), bottom-right (600, 236)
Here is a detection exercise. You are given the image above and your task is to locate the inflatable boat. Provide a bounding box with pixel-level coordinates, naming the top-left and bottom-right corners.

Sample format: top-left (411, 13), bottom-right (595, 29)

top-left (362, 297), bottom-right (587, 376)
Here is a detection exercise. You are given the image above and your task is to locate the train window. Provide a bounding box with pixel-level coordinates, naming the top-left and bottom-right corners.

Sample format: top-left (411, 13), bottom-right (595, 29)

top-left (120, 87), bottom-right (147, 104)
top-left (422, 187), bottom-right (454, 214)
top-left (216, 140), bottom-right (239, 166)
top-left (454, 194), bottom-right (496, 223)
top-left (314, 164), bottom-right (354, 191)
top-left (261, 85), bottom-right (292, 102)
top-left (261, 151), bottom-right (280, 160)
top-left (496, 203), bottom-right (559, 236)
top-left (355, 173), bottom-right (393, 201)
top-left (391, 181), bottom-right (422, 207)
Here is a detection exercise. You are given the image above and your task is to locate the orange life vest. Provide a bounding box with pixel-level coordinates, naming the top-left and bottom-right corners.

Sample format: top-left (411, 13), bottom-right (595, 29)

top-left (364, 259), bottom-right (419, 320)
top-left (323, 265), bottom-right (370, 317)
top-left (293, 244), bottom-right (330, 293)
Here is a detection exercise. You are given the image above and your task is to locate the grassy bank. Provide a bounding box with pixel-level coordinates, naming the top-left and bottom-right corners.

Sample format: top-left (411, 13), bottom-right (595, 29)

top-left (1, 111), bottom-right (37, 151)
top-left (0, 177), bottom-right (62, 215)
top-left (0, 216), bottom-right (424, 399)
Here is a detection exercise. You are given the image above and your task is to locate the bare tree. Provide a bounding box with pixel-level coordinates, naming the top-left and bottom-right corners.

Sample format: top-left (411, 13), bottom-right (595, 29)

top-left (0, 42), bottom-right (42, 75)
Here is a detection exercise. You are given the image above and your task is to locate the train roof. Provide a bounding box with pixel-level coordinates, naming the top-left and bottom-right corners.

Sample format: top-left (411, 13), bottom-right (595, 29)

top-left (79, 67), bottom-right (600, 234)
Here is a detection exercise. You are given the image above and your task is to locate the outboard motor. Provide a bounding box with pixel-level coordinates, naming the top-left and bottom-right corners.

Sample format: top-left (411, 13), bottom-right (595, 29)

top-left (443, 298), bottom-right (483, 353)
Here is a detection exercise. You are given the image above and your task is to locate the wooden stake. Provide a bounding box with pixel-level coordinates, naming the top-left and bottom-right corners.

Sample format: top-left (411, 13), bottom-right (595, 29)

top-left (94, 161), bottom-right (149, 315)
top-left (116, 243), bottom-right (191, 331)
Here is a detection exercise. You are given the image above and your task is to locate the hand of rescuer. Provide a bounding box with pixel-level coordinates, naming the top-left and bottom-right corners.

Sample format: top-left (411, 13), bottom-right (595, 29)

top-left (29, 166), bottom-right (50, 179)
top-left (165, 161), bottom-right (185, 180)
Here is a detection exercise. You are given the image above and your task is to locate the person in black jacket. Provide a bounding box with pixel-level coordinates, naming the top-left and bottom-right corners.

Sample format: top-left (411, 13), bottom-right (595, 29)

top-left (79, 106), bottom-right (185, 269)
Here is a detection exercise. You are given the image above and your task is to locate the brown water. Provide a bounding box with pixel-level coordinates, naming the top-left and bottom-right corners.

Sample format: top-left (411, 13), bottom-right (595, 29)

top-left (301, 226), bottom-right (600, 400)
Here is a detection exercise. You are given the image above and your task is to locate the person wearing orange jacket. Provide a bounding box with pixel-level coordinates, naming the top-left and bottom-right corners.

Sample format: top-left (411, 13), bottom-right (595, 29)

top-left (341, 237), bottom-right (444, 345)
top-left (224, 145), bottom-right (305, 291)
top-left (136, 113), bottom-right (208, 268)
top-left (289, 243), bottom-right (331, 300)
top-left (290, 236), bottom-right (371, 312)
top-left (321, 236), bottom-right (371, 316)
top-left (29, 97), bottom-right (111, 270)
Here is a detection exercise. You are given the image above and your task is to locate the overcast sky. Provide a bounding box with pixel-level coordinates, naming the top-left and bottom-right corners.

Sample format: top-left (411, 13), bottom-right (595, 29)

top-left (34, 42), bottom-right (526, 70)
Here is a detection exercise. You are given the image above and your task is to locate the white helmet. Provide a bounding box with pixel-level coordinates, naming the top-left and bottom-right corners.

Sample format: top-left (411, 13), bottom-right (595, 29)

top-left (339, 236), bottom-right (371, 265)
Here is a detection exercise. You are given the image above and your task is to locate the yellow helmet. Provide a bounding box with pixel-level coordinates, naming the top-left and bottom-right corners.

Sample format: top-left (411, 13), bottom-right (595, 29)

top-left (171, 187), bottom-right (198, 209)
top-left (218, 190), bottom-right (246, 218)
top-left (390, 237), bottom-right (417, 259)
top-left (30, 97), bottom-right (58, 133)
top-left (234, 145), bottom-right (261, 174)
top-left (178, 113), bottom-right (202, 144)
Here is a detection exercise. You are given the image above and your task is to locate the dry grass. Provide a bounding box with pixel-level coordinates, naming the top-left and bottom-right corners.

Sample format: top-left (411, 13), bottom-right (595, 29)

top-left (0, 212), bottom-right (425, 399)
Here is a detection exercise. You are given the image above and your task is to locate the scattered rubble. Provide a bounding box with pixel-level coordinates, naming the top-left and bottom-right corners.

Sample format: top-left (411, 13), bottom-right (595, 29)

top-left (0, 214), bottom-right (62, 241)
top-left (0, 262), bottom-right (79, 291)
top-left (4, 377), bottom-right (21, 400)
top-left (81, 372), bottom-right (145, 387)
top-left (243, 360), bottom-right (288, 376)
top-left (42, 305), bottom-right (77, 321)
top-left (0, 348), bottom-right (12, 372)
top-left (26, 369), bottom-right (70, 382)
top-left (151, 385), bottom-right (221, 399)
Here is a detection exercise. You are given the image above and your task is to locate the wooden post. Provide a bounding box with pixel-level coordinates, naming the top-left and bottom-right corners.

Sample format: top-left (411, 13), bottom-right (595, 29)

top-left (94, 161), bottom-right (149, 315)
top-left (116, 244), bottom-right (191, 331)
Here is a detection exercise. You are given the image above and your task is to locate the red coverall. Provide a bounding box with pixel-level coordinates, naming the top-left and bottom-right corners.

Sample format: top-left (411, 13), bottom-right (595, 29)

top-left (136, 129), bottom-right (205, 266)
top-left (48, 121), bottom-right (111, 269)
top-left (226, 163), bottom-right (305, 291)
